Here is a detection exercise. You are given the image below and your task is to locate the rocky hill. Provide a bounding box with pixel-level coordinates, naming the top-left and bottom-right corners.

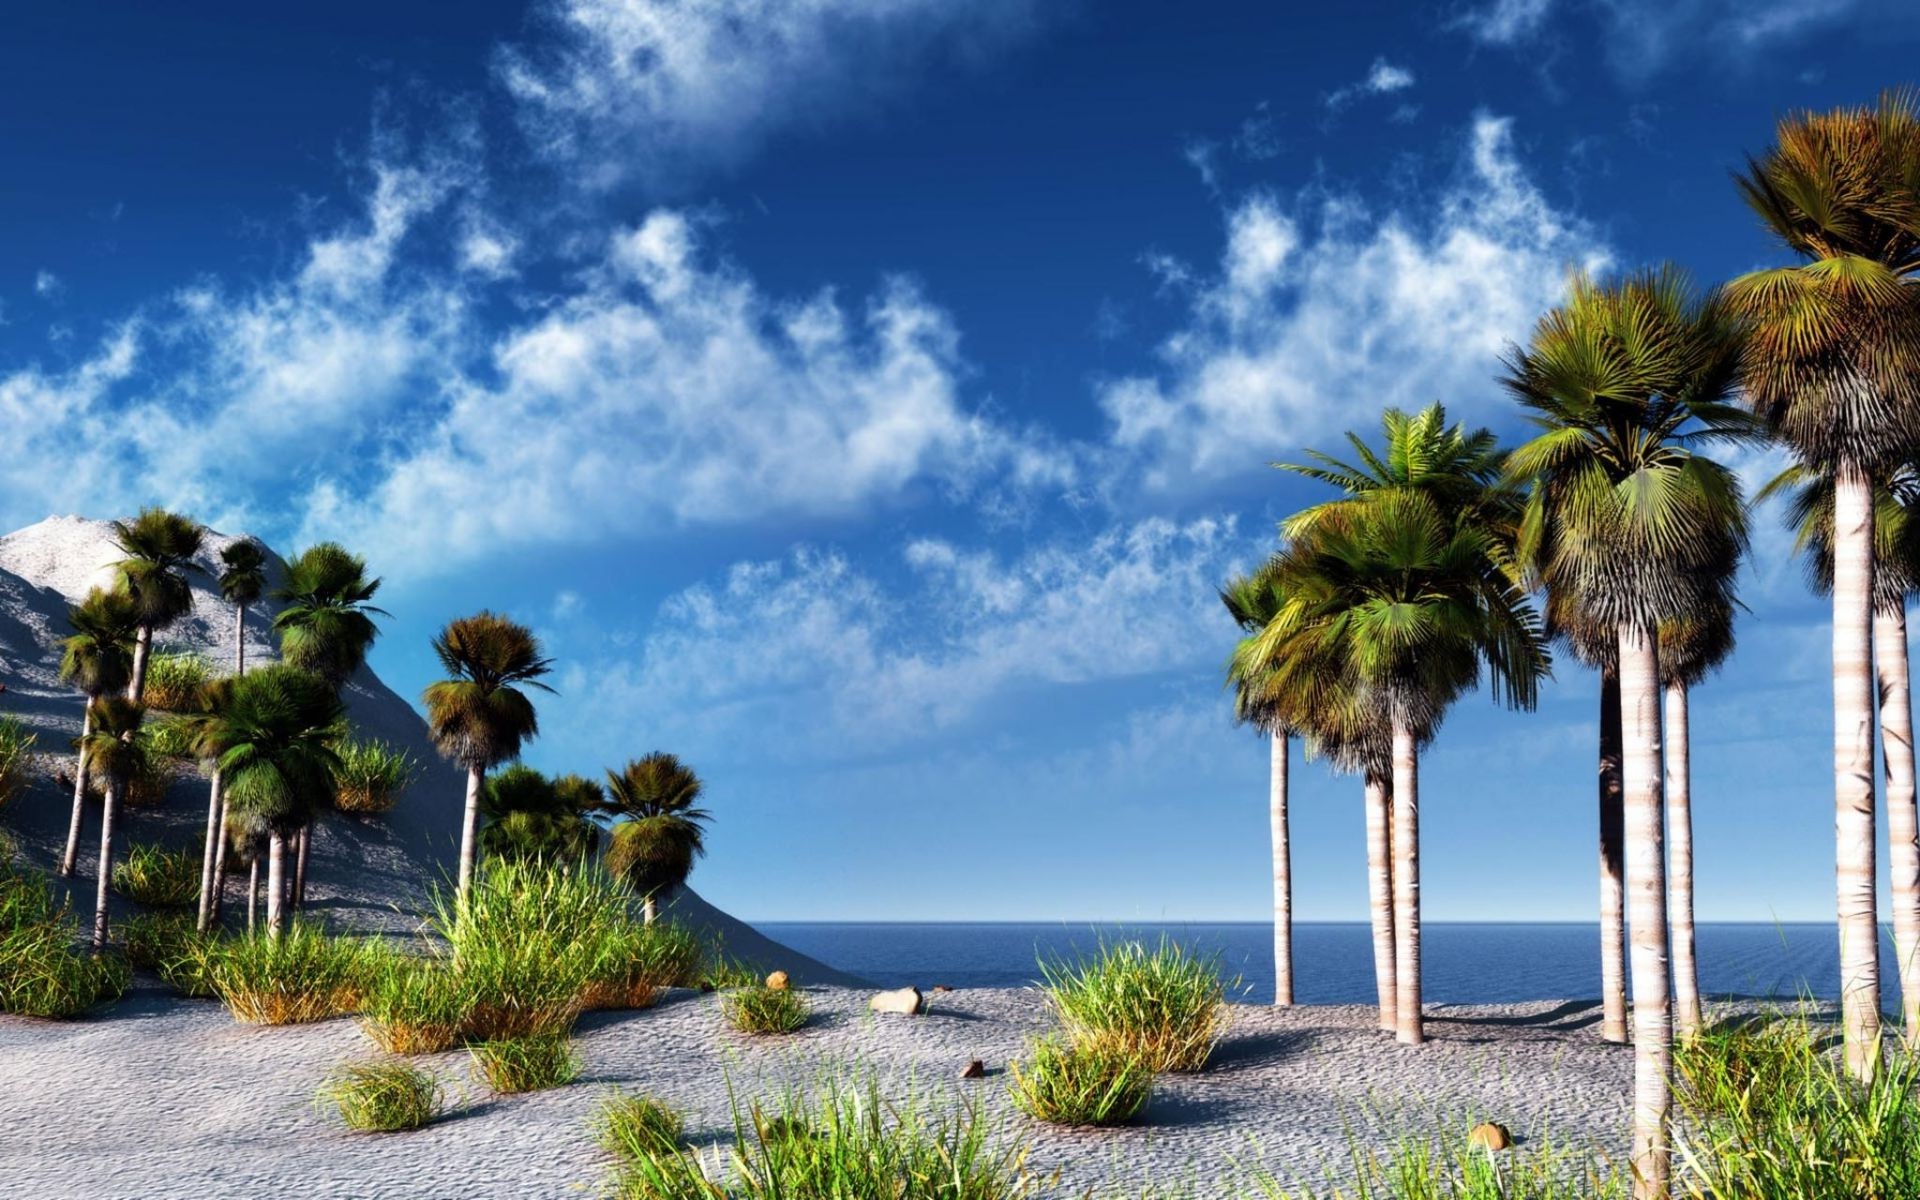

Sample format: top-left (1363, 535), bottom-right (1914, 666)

top-left (0, 516), bottom-right (857, 984)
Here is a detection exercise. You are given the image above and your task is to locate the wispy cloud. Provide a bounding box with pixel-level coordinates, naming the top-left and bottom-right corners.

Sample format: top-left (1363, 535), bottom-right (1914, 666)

top-left (496, 0), bottom-right (1047, 190)
top-left (33, 270), bottom-right (61, 300)
top-left (1324, 57), bottom-right (1416, 113)
top-left (1098, 115), bottom-right (1609, 491)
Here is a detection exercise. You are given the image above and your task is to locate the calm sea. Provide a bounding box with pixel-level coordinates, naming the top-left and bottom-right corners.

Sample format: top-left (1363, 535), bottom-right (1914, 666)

top-left (759, 921), bottom-right (1903, 1007)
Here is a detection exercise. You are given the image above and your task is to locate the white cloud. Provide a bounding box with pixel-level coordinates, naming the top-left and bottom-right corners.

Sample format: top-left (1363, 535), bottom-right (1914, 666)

top-left (1099, 115), bottom-right (1610, 490)
top-left (496, 0), bottom-right (1045, 188)
top-left (1454, 0), bottom-right (1554, 44)
top-left (33, 270), bottom-right (61, 299)
top-left (547, 516), bottom-right (1251, 761)
top-left (1325, 57), bottom-right (1416, 113)
top-left (304, 210), bottom-right (1074, 567)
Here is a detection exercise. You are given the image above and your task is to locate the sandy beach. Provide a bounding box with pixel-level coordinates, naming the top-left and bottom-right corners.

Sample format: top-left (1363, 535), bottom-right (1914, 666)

top-left (0, 986), bottom-right (1634, 1199)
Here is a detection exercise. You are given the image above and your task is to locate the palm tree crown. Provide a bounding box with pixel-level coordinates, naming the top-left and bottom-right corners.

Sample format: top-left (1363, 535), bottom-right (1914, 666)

top-left (219, 539), bottom-right (267, 608)
top-left (110, 507), bottom-right (205, 633)
top-left (213, 665), bottom-right (346, 838)
top-left (60, 588), bottom-right (139, 700)
top-left (601, 753), bottom-right (711, 904)
top-left (479, 764), bottom-right (601, 864)
top-left (273, 542), bottom-right (386, 687)
top-left (422, 612), bottom-right (554, 771)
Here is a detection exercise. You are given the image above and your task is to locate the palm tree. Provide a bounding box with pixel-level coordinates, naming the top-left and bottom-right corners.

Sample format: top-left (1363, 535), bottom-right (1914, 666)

top-left (79, 696), bottom-right (145, 949)
top-left (1657, 599), bottom-right (1737, 1041)
top-left (1222, 570), bottom-right (1298, 1007)
top-left (272, 542), bottom-right (385, 911)
top-left (479, 764), bottom-right (601, 864)
top-left (601, 753), bottom-right (711, 923)
top-left (218, 539), bottom-right (267, 677)
top-left (422, 612), bottom-right (554, 903)
top-left (1267, 403), bottom-right (1534, 1042)
top-left (1244, 489), bottom-right (1547, 1046)
top-left (1503, 267), bottom-right (1749, 1199)
top-left (1762, 457), bottom-right (1920, 1042)
top-left (213, 665), bottom-right (346, 936)
top-left (1728, 92), bottom-right (1920, 1079)
top-left (109, 508), bottom-right (205, 701)
top-left (272, 543), bottom-right (385, 687)
top-left (184, 678), bottom-right (236, 933)
top-left (56, 588), bottom-right (138, 878)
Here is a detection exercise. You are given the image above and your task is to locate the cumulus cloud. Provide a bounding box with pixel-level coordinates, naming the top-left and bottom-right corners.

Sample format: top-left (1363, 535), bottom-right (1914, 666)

top-left (548, 516), bottom-right (1250, 761)
top-left (496, 0), bottom-right (1045, 188)
top-left (1098, 115), bottom-right (1609, 490)
top-left (304, 210), bottom-right (1074, 566)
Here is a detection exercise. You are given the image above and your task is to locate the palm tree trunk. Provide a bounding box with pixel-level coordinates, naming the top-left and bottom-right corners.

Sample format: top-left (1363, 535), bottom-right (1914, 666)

top-left (1833, 463), bottom-right (1883, 1080)
top-left (58, 705), bottom-right (94, 877)
top-left (210, 838), bottom-right (229, 925)
top-left (247, 857), bottom-right (259, 933)
top-left (1599, 668), bottom-right (1630, 1044)
top-left (1364, 768), bottom-right (1396, 1033)
top-left (196, 769), bottom-right (224, 933)
top-left (127, 625), bottom-right (152, 702)
top-left (457, 765), bottom-right (484, 903)
top-left (266, 831), bottom-right (287, 938)
top-left (293, 824), bottom-right (310, 910)
top-left (91, 780), bottom-right (120, 951)
top-left (233, 601), bottom-right (247, 676)
top-left (1390, 715), bottom-right (1422, 1046)
top-left (1619, 623), bottom-right (1672, 1200)
top-left (1876, 603), bottom-right (1920, 1043)
top-left (642, 894), bottom-right (659, 925)
top-left (1666, 680), bottom-right (1701, 1040)
top-left (1270, 730), bottom-right (1293, 1007)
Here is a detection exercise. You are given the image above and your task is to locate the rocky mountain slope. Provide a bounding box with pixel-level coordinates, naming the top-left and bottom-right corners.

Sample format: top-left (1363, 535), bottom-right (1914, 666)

top-left (0, 515), bottom-right (856, 984)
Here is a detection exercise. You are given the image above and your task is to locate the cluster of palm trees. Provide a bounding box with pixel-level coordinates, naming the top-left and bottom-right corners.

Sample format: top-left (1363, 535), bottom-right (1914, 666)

top-left (1226, 92), bottom-right (1920, 1198)
top-left (51, 515), bottom-right (714, 947)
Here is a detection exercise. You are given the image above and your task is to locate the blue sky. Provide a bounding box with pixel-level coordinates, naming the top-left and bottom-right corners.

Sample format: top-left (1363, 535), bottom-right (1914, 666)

top-left (4, 0), bottom-right (1918, 922)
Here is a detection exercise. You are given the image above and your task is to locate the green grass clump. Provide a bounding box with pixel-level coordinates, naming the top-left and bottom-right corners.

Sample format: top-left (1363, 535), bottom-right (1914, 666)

top-left (699, 952), bottom-right (765, 992)
top-left (0, 717), bottom-right (38, 810)
top-left (1039, 938), bottom-right (1229, 1073)
top-left (723, 984), bottom-right (809, 1035)
top-left (434, 860), bottom-right (626, 1039)
top-left (1675, 1012), bottom-right (1920, 1198)
top-left (143, 650), bottom-right (214, 713)
top-left (125, 915), bottom-right (222, 999)
top-left (595, 1090), bottom-right (688, 1162)
top-left (1007, 1036), bottom-right (1152, 1127)
top-left (332, 738), bottom-right (418, 814)
top-left (111, 842), bottom-right (201, 908)
top-left (1255, 1131), bottom-right (1625, 1199)
top-left (358, 949), bottom-right (468, 1055)
top-left (580, 921), bottom-right (666, 1013)
top-left (318, 1059), bottom-right (446, 1132)
top-left (0, 865), bottom-right (127, 1018)
top-left (469, 1033), bottom-right (582, 1093)
top-left (204, 923), bottom-right (372, 1024)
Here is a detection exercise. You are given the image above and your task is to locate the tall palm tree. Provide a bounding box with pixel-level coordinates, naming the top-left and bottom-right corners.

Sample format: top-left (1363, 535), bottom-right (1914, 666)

top-left (1762, 457), bottom-right (1920, 1042)
top-left (1503, 267), bottom-right (1749, 1199)
top-left (1728, 92), bottom-right (1920, 1079)
top-left (423, 612), bottom-right (554, 904)
top-left (601, 753), bottom-right (711, 923)
top-left (479, 764), bottom-right (601, 864)
top-left (185, 678), bottom-right (236, 933)
top-left (218, 539), bottom-right (267, 677)
top-left (56, 588), bottom-right (138, 878)
top-left (272, 542), bottom-right (385, 910)
top-left (79, 696), bottom-right (145, 949)
top-left (1657, 599), bottom-right (1737, 1041)
top-left (1244, 489), bottom-right (1547, 1046)
top-left (1222, 570), bottom-right (1298, 1007)
top-left (1268, 403), bottom-right (1534, 1042)
top-left (213, 665), bottom-right (346, 936)
top-left (109, 508), bottom-right (204, 701)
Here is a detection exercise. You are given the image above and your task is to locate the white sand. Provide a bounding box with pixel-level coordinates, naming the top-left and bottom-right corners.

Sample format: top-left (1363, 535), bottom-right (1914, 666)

top-left (0, 987), bottom-right (1634, 1199)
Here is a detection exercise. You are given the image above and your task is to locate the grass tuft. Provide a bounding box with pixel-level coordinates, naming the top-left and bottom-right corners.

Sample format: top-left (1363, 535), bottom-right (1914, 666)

top-left (358, 947), bottom-right (468, 1055)
top-left (332, 738), bottom-right (418, 815)
top-left (595, 1089), bottom-right (688, 1162)
top-left (699, 952), bottom-right (764, 993)
top-left (318, 1059), bottom-right (446, 1132)
top-left (469, 1032), bottom-right (582, 1093)
top-left (0, 864), bottom-right (128, 1018)
top-left (203, 923), bottom-right (372, 1024)
top-left (111, 841), bottom-right (201, 908)
top-left (143, 650), bottom-right (215, 713)
top-left (0, 717), bottom-right (38, 810)
top-left (1039, 938), bottom-right (1229, 1073)
top-left (1007, 1036), bottom-right (1152, 1127)
top-left (723, 984), bottom-right (809, 1035)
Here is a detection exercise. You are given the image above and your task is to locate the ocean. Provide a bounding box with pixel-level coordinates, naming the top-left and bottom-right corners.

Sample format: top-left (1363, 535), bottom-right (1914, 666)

top-left (759, 921), bottom-right (1903, 1007)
